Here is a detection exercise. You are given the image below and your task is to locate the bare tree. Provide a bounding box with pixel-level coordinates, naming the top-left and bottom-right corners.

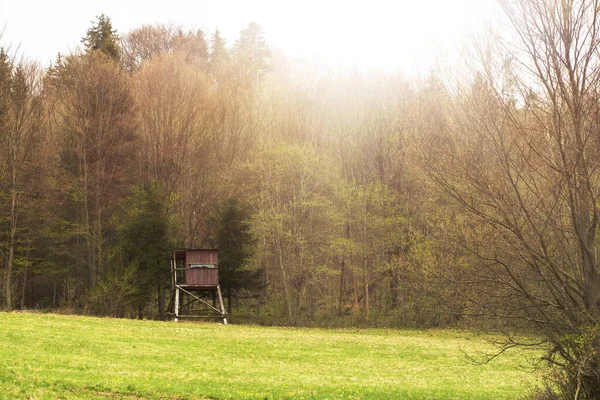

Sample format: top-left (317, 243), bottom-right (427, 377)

top-left (121, 24), bottom-right (208, 73)
top-left (134, 52), bottom-right (218, 247)
top-left (421, 0), bottom-right (600, 396)
top-left (49, 52), bottom-right (136, 288)
top-left (134, 52), bottom-right (212, 192)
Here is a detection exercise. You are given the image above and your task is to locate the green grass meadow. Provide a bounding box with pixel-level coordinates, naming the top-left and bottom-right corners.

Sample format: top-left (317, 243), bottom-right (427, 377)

top-left (0, 313), bottom-right (541, 399)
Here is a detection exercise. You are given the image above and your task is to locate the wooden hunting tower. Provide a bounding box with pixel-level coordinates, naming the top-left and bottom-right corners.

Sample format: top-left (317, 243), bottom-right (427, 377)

top-left (168, 249), bottom-right (227, 323)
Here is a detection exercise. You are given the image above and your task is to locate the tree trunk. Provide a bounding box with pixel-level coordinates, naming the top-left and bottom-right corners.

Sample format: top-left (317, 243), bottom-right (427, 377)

top-left (390, 270), bottom-right (400, 309)
top-left (338, 257), bottom-right (346, 316)
top-left (276, 240), bottom-right (293, 323)
top-left (338, 222), bottom-right (350, 316)
top-left (95, 207), bottom-right (103, 284)
top-left (365, 283), bottom-right (370, 321)
top-left (227, 286), bottom-right (232, 321)
top-left (5, 173), bottom-right (17, 310)
top-left (259, 235), bottom-right (268, 314)
top-left (20, 259), bottom-right (28, 310)
top-left (157, 280), bottom-right (165, 321)
top-left (81, 145), bottom-right (95, 289)
top-left (53, 280), bottom-right (57, 308)
top-left (352, 273), bottom-right (360, 315)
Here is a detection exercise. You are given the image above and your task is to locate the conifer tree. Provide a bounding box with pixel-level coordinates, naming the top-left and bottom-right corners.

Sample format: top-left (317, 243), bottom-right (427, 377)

top-left (208, 29), bottom-right (230, 80)
top-left (0, 49), bottom-right (11, 130)
top-left (216, 198), bottom-right (256, 317)
top-left (233, 22), bottom-right (270, 88)
top-left (174, 28), bottom-right (209, 62)
top-left (82, 14), bottom-right (120, 61)
top-left (118, 184), bottom-right (172, 319)
top-left (0, 49), bottom-right (11, 309)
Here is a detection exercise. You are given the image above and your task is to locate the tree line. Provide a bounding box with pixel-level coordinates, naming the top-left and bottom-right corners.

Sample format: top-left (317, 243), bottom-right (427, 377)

top-left (2, 1), bottom-right (600, 397)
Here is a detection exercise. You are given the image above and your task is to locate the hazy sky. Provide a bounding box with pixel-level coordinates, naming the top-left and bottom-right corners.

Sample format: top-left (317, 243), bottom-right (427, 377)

top-left (0, 0), bottom-right (496, 73)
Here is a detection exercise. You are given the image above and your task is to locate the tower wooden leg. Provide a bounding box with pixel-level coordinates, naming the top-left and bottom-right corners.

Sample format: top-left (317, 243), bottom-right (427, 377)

top-left (217, 285), bottom-right (227, 324)
top-left (174, 286), bottom-right (180, 322)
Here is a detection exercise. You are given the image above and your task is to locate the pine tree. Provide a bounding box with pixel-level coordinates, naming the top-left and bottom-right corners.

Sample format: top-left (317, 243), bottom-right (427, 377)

top-left (82, 14), bottom-right (120, 61)
top-left (174, 28), bottom-right (209, 62)
top-left (233, 22), bottom-right (270, 88)
top-left (0, 49), bottom-right (11, 130)
top-left (117, 184), bottom-right (173, 319)
top-left (208, 29), bottom-right (230, 80)
top-left (0, 49), bottom-right (11, 309)
top-left (216, 198), bottom-right (256, 317)
top-left (0, 55), bottom-right (45, 311)
top-left (210, 29), bottom-right (228, 62)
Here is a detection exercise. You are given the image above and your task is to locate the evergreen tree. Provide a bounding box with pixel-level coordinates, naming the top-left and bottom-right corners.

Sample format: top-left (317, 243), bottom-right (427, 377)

top-left (233, 22), bottom-right (270, 87)
top-left (0, 55), bottom-right (45, 311)
top-left (0, 49), bottom-right (11, 131)
top-left (208, 29), bottom-right (230, 80)
top-left (117, 184), bottom-right (173, 319)
top-left (0, 49), bottom-right (12, 309)
top-left (216, 198), bottom-right (256, 317)
top-left (82, 14), bottom-right (120, 61)
top-left (174, 28), bottom-right (209, 62)
top-left (209, 29), bottom-right (228, 63)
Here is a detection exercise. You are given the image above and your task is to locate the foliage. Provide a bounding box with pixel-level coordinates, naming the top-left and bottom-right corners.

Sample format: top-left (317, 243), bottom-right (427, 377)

top-left (116, 184), bottom-right (173, 317)
top-left (118, 184), bottom-right (172, 278)
top-left (244, 143), bottom-right (343, 324)
top-left (82, 14), bottom-right (120, 61)
top-left (215, 198), bottom-right (257, 290)
top-left (87, 264), bottom-right (137, 317)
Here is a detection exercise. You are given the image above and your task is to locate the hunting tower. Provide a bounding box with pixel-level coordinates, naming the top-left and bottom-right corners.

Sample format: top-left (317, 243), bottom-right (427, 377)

top-left (168, 249), bottom-right (227, 323)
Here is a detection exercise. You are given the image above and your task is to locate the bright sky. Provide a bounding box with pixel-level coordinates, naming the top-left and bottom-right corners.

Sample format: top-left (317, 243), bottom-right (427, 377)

top-left (0, 0), bottom-right (497, 73)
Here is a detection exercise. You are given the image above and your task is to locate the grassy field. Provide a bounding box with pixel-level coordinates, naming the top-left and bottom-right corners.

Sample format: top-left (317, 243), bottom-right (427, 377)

top-left (0, 313), bottom-right (541, 399)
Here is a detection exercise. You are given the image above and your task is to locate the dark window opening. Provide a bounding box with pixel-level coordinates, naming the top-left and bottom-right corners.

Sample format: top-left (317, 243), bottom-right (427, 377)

top-left (189, 264), bottom-right (215, 269)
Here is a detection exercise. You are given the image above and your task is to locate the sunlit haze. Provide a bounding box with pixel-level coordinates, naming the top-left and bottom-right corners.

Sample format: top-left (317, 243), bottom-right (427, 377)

top-left (1, 0), bottom-right (495, 73)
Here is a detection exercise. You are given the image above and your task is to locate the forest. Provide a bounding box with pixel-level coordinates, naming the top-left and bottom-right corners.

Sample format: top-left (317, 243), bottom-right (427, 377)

top-left (2, 0), bottom-right (600, 397)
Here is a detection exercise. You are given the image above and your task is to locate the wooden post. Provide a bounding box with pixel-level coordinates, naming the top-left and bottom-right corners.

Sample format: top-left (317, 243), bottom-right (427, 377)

top-left (170, 259), bottom-right (175, 289)
top-left (174, 287), bottom-right (180, 322)
top-left (172, 254), bottom-right (179, 322)
top-left (217, 285), bottom-right (227, 325)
